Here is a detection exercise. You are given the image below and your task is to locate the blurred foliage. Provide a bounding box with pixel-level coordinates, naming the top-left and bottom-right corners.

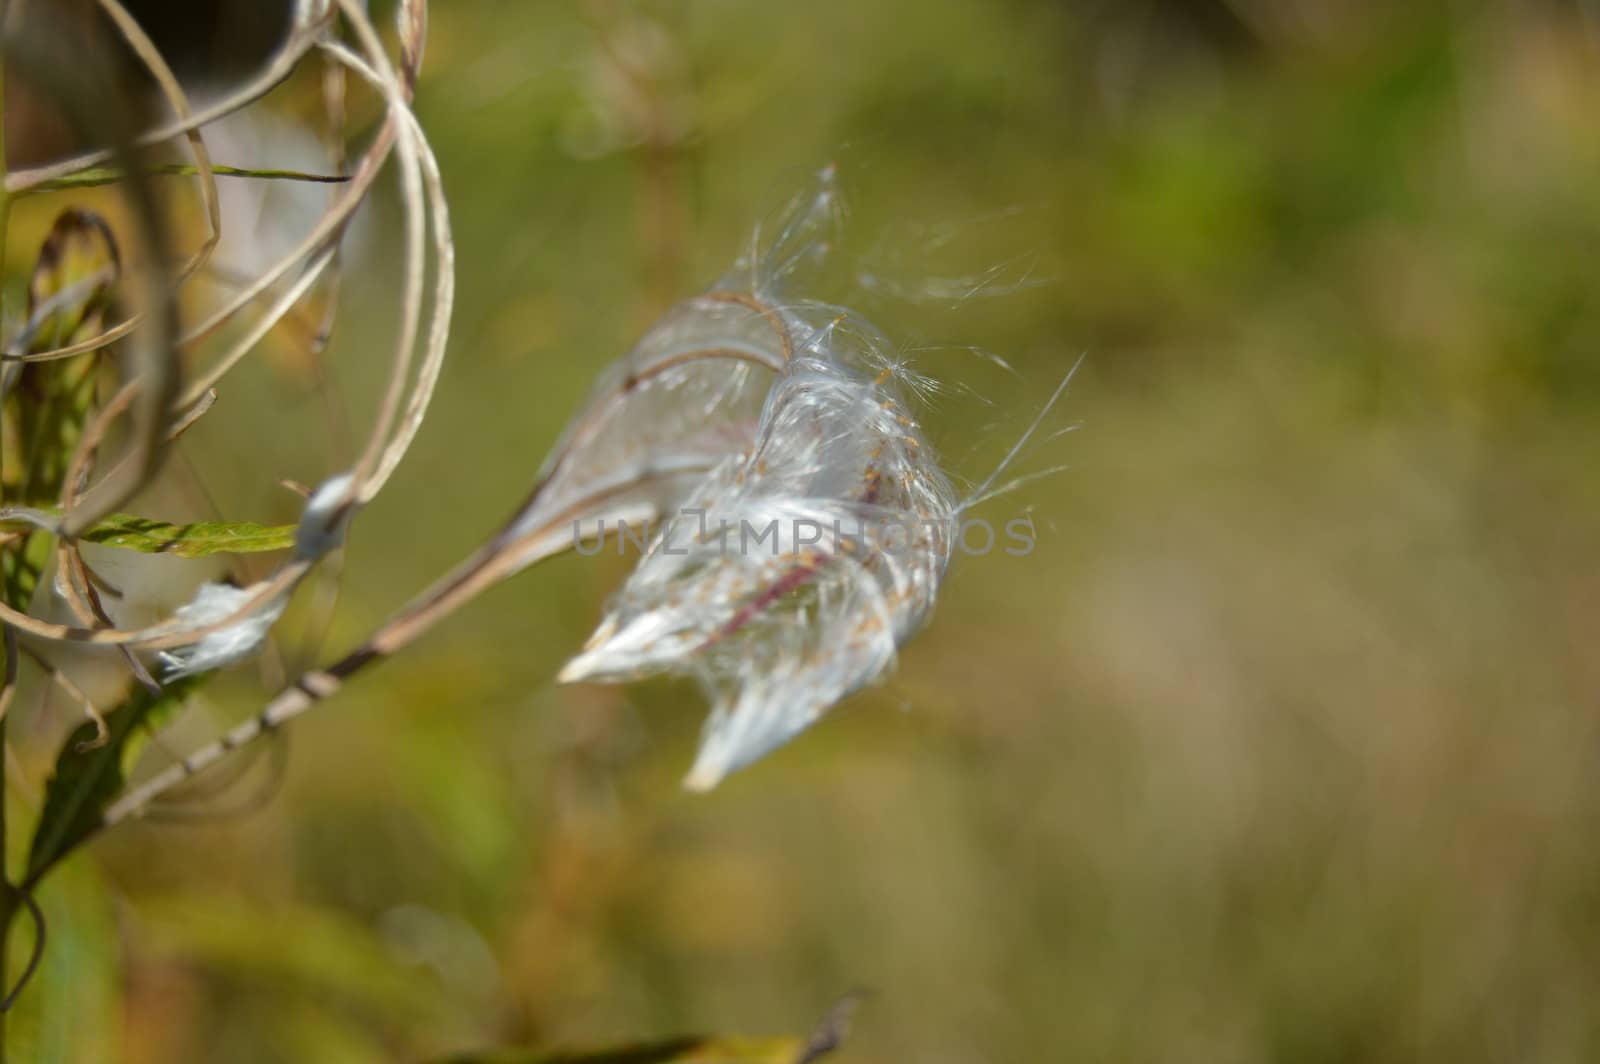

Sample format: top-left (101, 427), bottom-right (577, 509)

top-left (4, 0), bottom-right (1600, 1061)
top-left (3, 856), bottom-right (120, 1064)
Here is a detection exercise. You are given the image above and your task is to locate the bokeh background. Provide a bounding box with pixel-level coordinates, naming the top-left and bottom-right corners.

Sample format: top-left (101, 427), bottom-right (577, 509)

top-left (9, 0), bottom-right (1600, 1060)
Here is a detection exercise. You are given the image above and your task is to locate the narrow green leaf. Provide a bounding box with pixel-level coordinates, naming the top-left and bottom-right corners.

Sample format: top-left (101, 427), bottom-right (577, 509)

top-left (24, 163), bottom-right (350, 194)
top-left (26, 682), bottom-right (192, 884)
top-left (433, 1037), bottom-right (808, 1064)
top-left (0, 511), bottom-right (296, 558)
top-left (74, 513), bottom-right (297, 557)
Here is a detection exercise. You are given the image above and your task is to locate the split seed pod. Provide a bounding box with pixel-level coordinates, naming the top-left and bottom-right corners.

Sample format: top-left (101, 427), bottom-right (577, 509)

top-left (560, 173), bottom-right (959, 789)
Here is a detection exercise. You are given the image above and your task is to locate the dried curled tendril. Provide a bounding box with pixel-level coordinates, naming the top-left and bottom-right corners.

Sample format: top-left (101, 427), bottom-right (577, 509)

top-left (0, 0), bottom-right (449, 669)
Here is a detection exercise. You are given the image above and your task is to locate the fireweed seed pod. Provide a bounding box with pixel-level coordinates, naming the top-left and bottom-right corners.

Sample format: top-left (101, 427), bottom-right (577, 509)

top-left (156, 580), bottom-right (290, 680)
top-left (558, 175), bottom-right (962, 788)
top-left (156, 472), bottom-right (359, 680)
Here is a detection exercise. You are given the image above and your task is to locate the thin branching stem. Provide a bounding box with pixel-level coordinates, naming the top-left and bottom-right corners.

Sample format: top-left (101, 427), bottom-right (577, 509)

top-left (97, 452), bottom-right (732, 830)
top-left (0, 893), bottom-right (45, 1012)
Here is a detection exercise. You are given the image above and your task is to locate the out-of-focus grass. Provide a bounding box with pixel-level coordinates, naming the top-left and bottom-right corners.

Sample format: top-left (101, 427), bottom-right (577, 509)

top-left (59, 1), bottom-right (1600, 1061)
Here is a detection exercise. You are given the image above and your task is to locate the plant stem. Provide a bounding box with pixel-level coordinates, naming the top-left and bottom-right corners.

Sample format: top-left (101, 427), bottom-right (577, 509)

top-left (0, 889), bottom-right (11, 1064)
top-left (1, 3), bottom-right (18, 1056)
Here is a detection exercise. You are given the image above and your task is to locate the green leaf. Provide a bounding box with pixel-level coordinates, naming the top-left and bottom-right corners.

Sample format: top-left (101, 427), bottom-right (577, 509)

top-left (432, 1037), bottom-right (809, 1064)
top-left (74, 513), bottom-right (297, 557)
top-left (26, 682), bottom-right (192, 884)
top-left (0, 511), bottom-right (297, 558)
top-left (22, 162), bottom-right (350, 194)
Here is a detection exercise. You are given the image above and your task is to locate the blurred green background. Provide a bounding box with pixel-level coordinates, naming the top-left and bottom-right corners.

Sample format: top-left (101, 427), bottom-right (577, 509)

top-left (14, 0), bottom-right (1600, 1060)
